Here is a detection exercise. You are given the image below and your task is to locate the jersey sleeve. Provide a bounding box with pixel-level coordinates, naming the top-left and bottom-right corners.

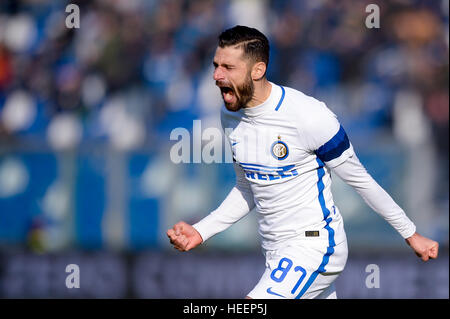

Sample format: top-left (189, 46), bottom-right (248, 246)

top-left (192, 110), bottom-right (255, 242)
top-left (332, 153), bottom-right (416, 239)
top-left (192, 162), bottom-right (255, 242)
top-left (301, 101), bottom-right (354, 168)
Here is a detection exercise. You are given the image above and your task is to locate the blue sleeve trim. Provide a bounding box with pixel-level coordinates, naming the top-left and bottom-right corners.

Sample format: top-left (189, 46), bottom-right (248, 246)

top-left (315, 125), bottom-right (350, 163)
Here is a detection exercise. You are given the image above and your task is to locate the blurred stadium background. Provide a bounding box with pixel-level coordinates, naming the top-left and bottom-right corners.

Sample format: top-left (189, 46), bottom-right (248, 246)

top-left (0, 0), bottom-right (448, 298)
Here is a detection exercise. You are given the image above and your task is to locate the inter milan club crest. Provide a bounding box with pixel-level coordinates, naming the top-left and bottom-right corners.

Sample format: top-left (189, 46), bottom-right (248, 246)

top-left (271, 135), bottom-right (289, 160)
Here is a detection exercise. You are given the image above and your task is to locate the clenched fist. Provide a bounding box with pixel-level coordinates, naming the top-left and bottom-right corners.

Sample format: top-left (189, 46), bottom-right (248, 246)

top-left (167, 221), bottom-right (203, 252)
top-left (405, 232), bottom-right (439, 261)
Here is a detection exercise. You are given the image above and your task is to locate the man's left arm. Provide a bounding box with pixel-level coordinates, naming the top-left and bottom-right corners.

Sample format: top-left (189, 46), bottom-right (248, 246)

top-left (300, 99), bottom-right (438, 261)
top-left (332, 154), bottom-right (439, 261)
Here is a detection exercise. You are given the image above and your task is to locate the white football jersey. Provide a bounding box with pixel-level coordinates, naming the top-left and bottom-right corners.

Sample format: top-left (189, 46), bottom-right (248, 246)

top-left (192, 81), bottom-right (416, 298)
top-left (219, 82), bottom-right (352, 251)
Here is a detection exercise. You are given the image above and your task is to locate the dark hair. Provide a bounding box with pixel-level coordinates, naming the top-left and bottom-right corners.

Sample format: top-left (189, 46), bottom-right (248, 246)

top-left (218, 25), bottom-right (269, 70)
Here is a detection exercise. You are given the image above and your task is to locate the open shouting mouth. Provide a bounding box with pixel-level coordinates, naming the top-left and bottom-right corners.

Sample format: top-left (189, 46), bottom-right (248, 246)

top-left (217, 81), bottom-right (237, 105)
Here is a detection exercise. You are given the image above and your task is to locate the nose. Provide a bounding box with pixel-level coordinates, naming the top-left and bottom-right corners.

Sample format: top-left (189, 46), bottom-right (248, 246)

top-left (213, 67), bottom-right (224, 81)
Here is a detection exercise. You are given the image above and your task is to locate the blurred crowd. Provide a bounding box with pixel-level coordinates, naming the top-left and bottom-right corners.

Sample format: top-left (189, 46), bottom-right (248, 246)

top-left (0, 0), bottom-right (448, 250)
top-left (0, 0), bottom-right (447, 148)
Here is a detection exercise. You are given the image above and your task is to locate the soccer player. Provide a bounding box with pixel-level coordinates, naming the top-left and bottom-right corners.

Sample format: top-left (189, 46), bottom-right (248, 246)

top-left (166, 25), bottom-right (439, 299)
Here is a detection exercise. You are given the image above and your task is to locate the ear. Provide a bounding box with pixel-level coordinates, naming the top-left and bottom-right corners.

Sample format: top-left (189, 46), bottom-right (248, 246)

top-left (251, 62), bottom-right (266, 81)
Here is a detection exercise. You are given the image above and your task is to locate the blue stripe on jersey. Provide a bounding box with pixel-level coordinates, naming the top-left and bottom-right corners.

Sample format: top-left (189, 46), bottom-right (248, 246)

top-left (274, 85), bottom-right (285, 111)
top-left (315, 125), bottom-right (350, 163)
top-left (295, 158), bottom-right (335, 299)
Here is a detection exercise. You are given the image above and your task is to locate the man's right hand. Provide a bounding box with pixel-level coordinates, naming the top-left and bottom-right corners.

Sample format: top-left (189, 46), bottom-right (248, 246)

top-left (167, 221), bottom-right (203, 252)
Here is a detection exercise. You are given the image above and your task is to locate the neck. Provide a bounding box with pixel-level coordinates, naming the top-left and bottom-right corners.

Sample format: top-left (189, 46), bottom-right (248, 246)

top-left (246, 78), bottom-right (272, 108)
